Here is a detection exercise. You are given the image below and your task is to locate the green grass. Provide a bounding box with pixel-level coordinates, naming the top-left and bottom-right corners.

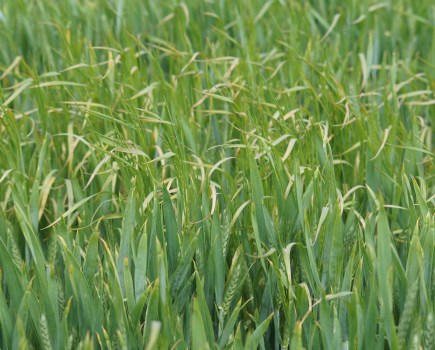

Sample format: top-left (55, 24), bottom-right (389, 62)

top-left (0, 0), bottom-right (434, 349)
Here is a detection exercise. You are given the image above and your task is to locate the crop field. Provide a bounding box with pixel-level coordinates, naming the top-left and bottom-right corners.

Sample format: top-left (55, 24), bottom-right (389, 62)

top-left (0, 0), bottom-right (434, 349)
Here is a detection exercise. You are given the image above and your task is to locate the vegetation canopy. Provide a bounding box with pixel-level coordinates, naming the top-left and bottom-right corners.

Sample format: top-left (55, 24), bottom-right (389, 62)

top-left (0, 0), bottom-right (434, 349)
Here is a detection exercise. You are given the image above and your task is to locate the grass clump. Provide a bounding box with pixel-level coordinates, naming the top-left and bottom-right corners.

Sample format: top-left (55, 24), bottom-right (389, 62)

top-left (0, 0), bottom-right (434, 349)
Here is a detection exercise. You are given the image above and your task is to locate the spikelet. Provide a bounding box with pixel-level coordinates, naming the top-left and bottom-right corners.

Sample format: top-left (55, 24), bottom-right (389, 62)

top-left (432, 269), bottom-right (435, 299)
top-left (17, 317), bottom-right (29, 350)
top-left (344, 221), bottom-right (357, 251)
top-left (291, 249), bottom-right (302, 283)
top-left (221, 209), bottom-right (231, 259)
top-left (7, 228), bottom-right (23, 266)
top-left (221, 263), bottom-right (241, 316)
top-left (195, 248), bottom-right (204, 277)
top-left (423, 311), bottom-right (434, 350)
top-left (71, 329), bottom-right (79, 350)
top-left (66, 334), bottom-right (73, 350)
top-left (57, 281), bottom-right (65, 313)
top-left (82, 332), bottom-right (94, 350)
top-left (227, 333), bottom-right (235, 350)
top-left (281, 320), bottom-right (290, 349)
top-left (40, 314), bottom-right (52, 350)
top-left (244, 269), bottom-right (254, 301)
top-left (102, 283), bottom-right (111, 327)
top-left (275, 289), bottom-right (283, 310)
top-left (398, 280), bottom-right (419, 349)
top-left (116, 325), bottom-right (128, 350)
top-left (409, 334), bottom-right (420, 350)
top-left (102, 327), bottom-right (114, 350)
top-left (47, 234), bottom-right (57, 266)
top-left (290, 321), bottom-right (304, 349)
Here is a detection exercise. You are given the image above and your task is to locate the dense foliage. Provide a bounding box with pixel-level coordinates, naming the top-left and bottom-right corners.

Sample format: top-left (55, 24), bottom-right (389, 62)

top-left (0, 0), bottom-right (434, 349)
